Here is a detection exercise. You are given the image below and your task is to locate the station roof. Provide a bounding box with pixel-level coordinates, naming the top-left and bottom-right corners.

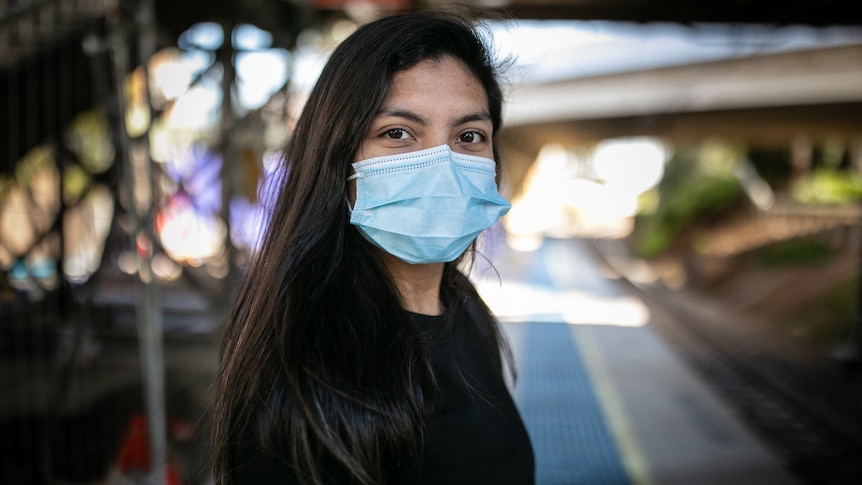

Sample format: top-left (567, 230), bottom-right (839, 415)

top-left (480, 0), bottom-right (862, 26)
top-left (1, 0), bottom-right (861, 167)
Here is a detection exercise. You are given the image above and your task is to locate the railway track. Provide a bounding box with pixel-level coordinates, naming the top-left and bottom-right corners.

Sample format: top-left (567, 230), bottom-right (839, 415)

top-left (592, 239), bottom-right (862, 485)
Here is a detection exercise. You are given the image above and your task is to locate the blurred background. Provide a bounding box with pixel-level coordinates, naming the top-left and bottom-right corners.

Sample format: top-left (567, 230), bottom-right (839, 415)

top-left (2, 1), bottom-right (862, 484)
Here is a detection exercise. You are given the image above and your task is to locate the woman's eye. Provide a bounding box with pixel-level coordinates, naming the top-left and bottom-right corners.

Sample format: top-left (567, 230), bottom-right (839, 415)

top-left (458, 131), bottom-right (485, 144)
top-left (385, 129), bottom-right (409, 139)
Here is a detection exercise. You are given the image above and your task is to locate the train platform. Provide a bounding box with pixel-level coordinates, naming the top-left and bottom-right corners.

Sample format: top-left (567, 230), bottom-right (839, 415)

top-left (1, 235), bottom-right (806, 484)
top-left (474, 236), bottom-right (798, 485)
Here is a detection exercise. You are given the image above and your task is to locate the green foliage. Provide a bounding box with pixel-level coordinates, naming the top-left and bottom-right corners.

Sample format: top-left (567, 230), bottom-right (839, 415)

top-left (634, 174), bottom-right (743, 258)
top-left (655, 150), bottom-right (699, 201)
top-left (633, 217), bottom-right (674, 258)
top-left (65, 110), bottom-right (115, 174)
top-left (784, 276), bottom-right (857, 347)
top-left (755, 239), bottom-right (834, 267)
top-left (63, 165), bottom-right (92, 206)
top-left (632, 144), bottom-right (746, 258)
top-left (792, 168), bottom-right (862, 205)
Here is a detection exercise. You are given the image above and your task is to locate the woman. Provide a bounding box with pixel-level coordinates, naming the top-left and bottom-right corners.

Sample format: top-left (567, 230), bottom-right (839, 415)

top-left (211, 11), bottom-right (535, 485)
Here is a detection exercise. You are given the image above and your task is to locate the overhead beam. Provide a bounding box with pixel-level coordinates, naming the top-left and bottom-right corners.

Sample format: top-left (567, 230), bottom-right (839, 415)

top-left (504, 45), bottom-right (862, 127)
top-left (488, 0), bottom-right (862, 26)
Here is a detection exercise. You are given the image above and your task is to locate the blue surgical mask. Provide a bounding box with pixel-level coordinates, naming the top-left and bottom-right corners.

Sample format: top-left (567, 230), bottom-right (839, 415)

top-left (348, 144), bottom-right (511, 264)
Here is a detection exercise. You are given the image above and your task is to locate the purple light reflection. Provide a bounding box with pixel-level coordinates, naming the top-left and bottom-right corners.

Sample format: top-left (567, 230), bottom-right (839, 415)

top-left (230, 151), bottom-right (288, 252)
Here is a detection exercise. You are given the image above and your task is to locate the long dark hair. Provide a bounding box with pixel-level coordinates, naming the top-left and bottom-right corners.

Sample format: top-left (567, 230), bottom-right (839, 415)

top-left (212, 11), bottom-right (509, 485)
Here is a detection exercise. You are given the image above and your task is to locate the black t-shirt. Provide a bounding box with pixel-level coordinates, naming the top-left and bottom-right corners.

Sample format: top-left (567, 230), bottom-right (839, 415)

top-left (231, 305), bottom-right (535, 484)
top-left (402, 309), bottom-right (535, 484)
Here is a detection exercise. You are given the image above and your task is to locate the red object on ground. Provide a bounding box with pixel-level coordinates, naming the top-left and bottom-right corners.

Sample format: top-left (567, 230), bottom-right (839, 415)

top-left (115, 413), bottom-right (183, 485)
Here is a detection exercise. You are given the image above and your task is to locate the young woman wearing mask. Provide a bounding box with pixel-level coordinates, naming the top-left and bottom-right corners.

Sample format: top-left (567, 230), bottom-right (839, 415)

top-left (211, 11), bottom-right (535, 485)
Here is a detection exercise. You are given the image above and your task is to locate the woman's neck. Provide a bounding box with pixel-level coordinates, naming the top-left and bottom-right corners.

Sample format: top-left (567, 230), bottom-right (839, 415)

top-left (379, 251), bottom-right (445, 316)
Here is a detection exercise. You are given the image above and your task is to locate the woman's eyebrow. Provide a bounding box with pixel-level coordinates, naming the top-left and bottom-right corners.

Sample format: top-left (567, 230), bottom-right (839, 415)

top-left (453, 112), bottom-right (492, 127)
top-left (376, 108), bottom-right (427, 125)
top-left (374, 109), bottom-right (492, 128)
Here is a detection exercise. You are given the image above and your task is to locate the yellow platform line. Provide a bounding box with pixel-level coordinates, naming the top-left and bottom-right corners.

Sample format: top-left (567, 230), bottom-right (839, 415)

top-left (573, 325), bottom-right (654, 485)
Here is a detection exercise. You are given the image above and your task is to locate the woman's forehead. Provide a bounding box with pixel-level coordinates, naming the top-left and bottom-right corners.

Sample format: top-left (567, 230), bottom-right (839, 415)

top-left (382, 57), bottom-right (489, 113)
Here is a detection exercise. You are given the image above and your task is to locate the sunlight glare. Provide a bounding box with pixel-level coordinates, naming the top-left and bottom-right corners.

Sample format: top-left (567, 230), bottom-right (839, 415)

top-left (166, 82), bottom-right (220, 130)
top-left (158, 204), bottom-right (226, 266)
top-left (505, 144), bottom-right (576, 241)
top-left (179, 22), bottom-right (223, 50)
top-left (236, 50), bottom-right (290, 110)
top-left (476, 280), bottom-right (650, 327)
top-left (592, 137), bottom-right (667, 195)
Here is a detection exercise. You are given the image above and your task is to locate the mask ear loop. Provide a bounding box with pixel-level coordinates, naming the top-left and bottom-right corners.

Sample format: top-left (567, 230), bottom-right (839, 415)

top-left (345, 172), bottom-right (363, 213)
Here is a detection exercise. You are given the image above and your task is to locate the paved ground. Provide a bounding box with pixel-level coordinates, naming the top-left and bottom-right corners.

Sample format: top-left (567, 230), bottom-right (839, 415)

top-left (476, 236), bottom-right (798, 485)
